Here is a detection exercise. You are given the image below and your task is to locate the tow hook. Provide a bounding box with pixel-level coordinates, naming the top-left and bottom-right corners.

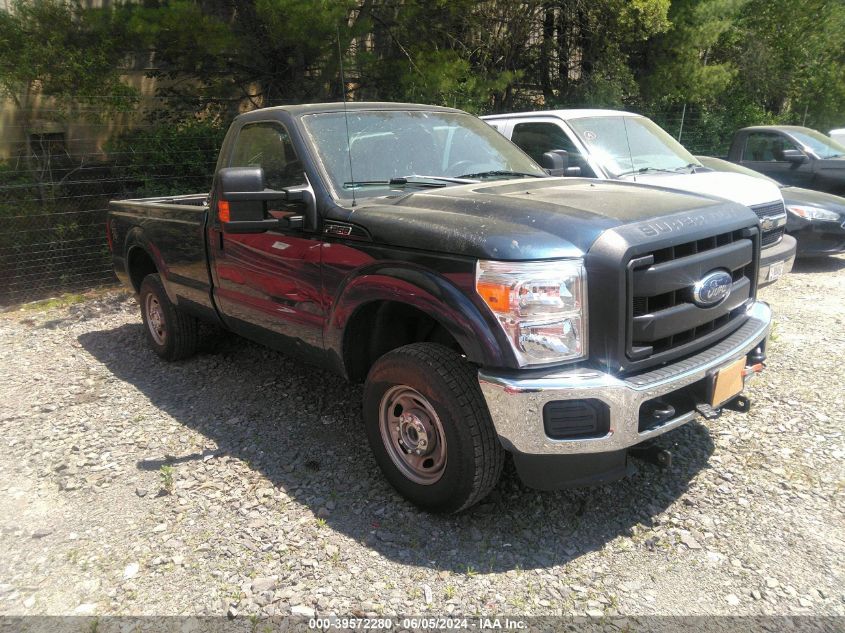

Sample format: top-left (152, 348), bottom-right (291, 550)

top-left (640, 399), bottom-right (676, 427)
top-left (629, 444), bottom-right (672, 469)
top-left (747, 345), bottom-right (766, 366)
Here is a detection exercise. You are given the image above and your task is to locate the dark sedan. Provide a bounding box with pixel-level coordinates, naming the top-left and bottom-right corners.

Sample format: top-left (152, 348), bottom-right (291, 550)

top-left (697, 156), bottom-right (845, 256)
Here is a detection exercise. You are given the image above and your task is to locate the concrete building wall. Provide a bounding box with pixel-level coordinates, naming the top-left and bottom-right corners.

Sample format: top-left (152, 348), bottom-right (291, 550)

top-left (0, 71), bottom-right (161, 162)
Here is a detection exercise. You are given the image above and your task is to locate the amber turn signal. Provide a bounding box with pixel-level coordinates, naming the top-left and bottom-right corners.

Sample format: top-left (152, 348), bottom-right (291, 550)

top-left (217, 199), bottom-right (230, 223)
top-left (476, 281), bottom-right (511, 313)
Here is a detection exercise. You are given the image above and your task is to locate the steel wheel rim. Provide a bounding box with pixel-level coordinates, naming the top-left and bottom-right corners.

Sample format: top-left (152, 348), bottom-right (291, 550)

top-left (378, 385), bottom-right (447, 485)
top-left (145, 294), bottom-right (166, 346)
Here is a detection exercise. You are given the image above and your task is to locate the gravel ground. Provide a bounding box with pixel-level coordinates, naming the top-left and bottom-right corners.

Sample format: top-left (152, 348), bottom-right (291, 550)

top-left (0, 256), bottom-right (843, 620)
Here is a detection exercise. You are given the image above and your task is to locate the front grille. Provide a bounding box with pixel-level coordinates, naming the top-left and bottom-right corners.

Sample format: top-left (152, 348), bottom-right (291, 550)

top-left (750, 201), bottom-right (784, 219)
top-left (761, 227), bottom-right (785, 247)
top-left (751, 201), bottom-right (786, 246)
top-left (627, 227), bottom-right (757, 364)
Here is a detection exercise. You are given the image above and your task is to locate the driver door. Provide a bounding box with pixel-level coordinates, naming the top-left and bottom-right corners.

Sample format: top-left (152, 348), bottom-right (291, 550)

top-left (209, 121), bottom-right (326, 355)
top-left (741, 131), bottom-right (813, 188)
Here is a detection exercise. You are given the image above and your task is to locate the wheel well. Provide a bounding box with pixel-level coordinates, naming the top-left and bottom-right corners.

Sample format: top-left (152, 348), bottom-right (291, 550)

top-left (127, 247), bottom-right (158, 292)
top-left (344, 301), bottom-right (464, 382)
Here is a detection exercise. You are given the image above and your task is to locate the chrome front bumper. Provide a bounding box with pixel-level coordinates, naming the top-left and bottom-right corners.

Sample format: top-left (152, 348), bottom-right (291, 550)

top-left (478, 301), bottom-right (771, 455)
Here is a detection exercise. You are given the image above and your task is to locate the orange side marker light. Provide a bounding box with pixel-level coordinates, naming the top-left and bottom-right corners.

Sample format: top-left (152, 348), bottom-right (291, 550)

top-left (217, 200), bottom-right (230, 223)
top-left (477, 282), bottom-right (511, 313)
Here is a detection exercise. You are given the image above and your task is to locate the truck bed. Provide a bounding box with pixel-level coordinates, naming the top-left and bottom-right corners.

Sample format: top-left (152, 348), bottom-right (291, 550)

top-left (110, 193), bottom-right (208, 212)
top-left (108, 193), bottom-right (217, 322)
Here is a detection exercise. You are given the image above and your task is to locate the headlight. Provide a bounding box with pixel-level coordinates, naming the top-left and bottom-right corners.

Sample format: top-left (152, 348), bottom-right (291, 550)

top-left (788, 205), bottom-right (840, 222)
top-left (476, 259), bottom-right (587, 366)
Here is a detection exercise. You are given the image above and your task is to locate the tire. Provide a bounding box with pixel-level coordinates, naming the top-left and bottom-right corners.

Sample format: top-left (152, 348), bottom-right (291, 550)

top-left (363, 343), bottom-right (505, 513)
top-left (139, 273), bottom-right (198, 361)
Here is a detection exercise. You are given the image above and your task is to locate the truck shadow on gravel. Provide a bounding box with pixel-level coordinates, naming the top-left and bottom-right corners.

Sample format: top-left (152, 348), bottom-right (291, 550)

top-left (790, 255), bottom-right (845, 274)
top-left (79, 323), bottom-right (715, 573)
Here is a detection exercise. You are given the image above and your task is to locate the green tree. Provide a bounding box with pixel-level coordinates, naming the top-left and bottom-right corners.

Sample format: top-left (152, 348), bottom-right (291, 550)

top-left (725, 0), bottom-right (845, 128)
top-left (532, 0), bottom-right (671, 109)
top-left (352, 0), bottom-right (525, 112)
top-left (637, 0), bottom-right (748, 106)
top-left (0, 0), bottom-right (138, 197)
top-left (0, 0), bottom-right (138, 126)
top-left (127, 0), bottom-right (365, 117)
top-left (106, 119), bottom-right (226, 197)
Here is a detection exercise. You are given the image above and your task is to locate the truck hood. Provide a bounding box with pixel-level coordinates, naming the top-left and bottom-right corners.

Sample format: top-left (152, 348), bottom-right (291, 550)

top-left (630, 171), bottom-right (783, 209)
top-left (339, 178), bottom-right (754, 260)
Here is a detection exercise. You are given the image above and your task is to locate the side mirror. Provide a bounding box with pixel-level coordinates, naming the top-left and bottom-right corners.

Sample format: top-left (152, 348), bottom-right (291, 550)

top-left (782, 149), bottom-right (808, 164)
top-left (540, 150), bottom-right (581, 177)
top-left (540, 150), bottom-right (567, 176)
top-left (216, 167), bottom-right (317, 233)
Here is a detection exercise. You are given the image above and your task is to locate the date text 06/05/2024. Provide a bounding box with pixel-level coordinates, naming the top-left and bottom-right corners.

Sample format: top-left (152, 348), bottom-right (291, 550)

top-left (307, 617), bottom-right (528, 630)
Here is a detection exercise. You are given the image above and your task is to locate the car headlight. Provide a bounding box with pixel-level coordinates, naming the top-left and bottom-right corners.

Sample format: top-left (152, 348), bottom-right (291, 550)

top-left (476, 259), bottom-right (587, 366)
top-left (788, 205), bottom-right (840, 222)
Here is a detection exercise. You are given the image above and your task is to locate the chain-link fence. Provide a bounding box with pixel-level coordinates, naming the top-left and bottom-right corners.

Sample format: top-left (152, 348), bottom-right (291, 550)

top-left (0, 158), bottom-right (120, 306)
top-left (0, 99), bottom-right (224, 306)
top-left (0, 99), bottom-right (793, 307)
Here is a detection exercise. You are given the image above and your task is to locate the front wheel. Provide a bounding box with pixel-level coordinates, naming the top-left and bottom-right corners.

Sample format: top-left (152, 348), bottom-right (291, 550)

top-left (363, 343), bottom-right (505, 513)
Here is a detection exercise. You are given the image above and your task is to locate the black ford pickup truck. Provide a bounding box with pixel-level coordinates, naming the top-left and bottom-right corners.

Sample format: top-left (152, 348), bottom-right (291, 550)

top-left (109, 102), bottom-right (771, 513)
top-left (728, 125), bottom-right (845, 195)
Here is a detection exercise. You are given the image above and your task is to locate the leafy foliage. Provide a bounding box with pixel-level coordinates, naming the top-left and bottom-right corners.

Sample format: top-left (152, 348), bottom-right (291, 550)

top-left (0, 0), bottom-right (138, 117)
top-left (107, 120), bottom-right (227, 197)
top-left (0, 0), bottom-right (844, 155)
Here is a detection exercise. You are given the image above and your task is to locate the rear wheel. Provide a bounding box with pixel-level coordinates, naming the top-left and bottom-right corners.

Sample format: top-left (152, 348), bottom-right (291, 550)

top-left (139, 273), bottom-right (198, 361)
top-left (363, 343), bottom-right (504, 513)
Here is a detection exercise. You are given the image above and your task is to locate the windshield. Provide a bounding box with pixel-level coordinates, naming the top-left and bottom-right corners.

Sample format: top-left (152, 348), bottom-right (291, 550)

top-left (301, 110), bottom-right (546, 199)
top-left (567, 115), bottom-right (700, 178)
top-left (789, 128), bottom-right (845, 159)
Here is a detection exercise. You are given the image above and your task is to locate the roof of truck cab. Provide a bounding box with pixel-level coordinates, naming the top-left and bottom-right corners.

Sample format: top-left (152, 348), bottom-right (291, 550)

top-left (737, 125), bottom-right (818, 133)
top-left (236, 102), bottom-right (464, 119)
top-left (481, 109), bottom-right (642, 120)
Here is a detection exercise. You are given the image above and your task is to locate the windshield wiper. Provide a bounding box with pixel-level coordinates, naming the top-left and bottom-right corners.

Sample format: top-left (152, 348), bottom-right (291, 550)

top-left (342, 175), bottom-right (476, 190)
top-left (674, 163), bottom-right (701, 173)
top-left (392, 175), bottom-right (477, 185)
top-left (456, 170), bottom-right (544, 180)
top-left (617, 166), bottom-right (679, 177)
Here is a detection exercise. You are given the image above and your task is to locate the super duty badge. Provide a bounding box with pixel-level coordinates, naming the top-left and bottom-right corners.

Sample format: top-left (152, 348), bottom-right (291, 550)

top-left (638, 215), bottom-right (707, 237)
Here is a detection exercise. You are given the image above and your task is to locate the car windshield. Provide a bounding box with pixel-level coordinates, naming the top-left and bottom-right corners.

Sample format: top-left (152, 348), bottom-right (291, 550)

top-left (567, 115), bottom-right (700, 178)
top-left (789, 128), bottom-right (845, 159)
top-left (301, 110), bottom-right (546, 199)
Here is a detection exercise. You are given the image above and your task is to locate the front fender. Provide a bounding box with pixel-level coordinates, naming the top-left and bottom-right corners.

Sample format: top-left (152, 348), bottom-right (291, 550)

top-left (325, 263), bottom-right (513, 373)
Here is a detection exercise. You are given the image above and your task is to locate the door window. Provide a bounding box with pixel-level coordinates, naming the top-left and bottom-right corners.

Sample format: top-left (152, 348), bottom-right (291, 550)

top-left (511, 121), bottom-right (594, 176)
top-left (230, 122), bottom-right (306, 190)
top-left (511, 122), bottom-right (580, 163)
top-left (743, 132), bottom-right (799, 162)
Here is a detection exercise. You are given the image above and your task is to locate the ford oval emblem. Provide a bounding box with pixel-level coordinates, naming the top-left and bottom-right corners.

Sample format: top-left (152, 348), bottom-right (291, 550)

top-left (692, 269), bottom-right (733, 308)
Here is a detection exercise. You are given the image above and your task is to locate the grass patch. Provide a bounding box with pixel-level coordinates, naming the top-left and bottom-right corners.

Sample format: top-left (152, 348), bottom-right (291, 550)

top-left (9, 285), bottom-right (125, 313)
top-left (159, 465), bottom-right (175, 494)
top-left (21, 292), bottom-right (87, 312)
